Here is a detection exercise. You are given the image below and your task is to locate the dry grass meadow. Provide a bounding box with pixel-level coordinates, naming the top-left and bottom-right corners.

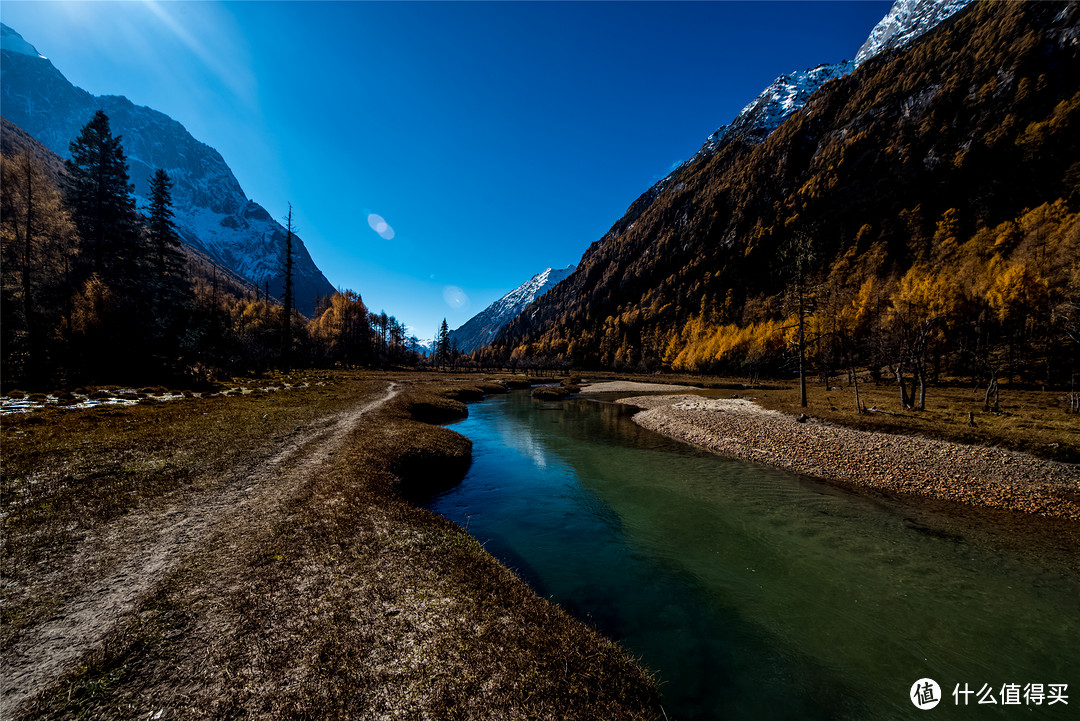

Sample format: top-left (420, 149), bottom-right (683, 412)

top-left (4, 367), bottom-right (1076, 719)
top-left (1, 371), bottom-right (661, 720)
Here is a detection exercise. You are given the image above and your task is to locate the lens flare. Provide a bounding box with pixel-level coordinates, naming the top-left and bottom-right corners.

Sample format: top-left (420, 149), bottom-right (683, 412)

top-left (443, 285), bottom-right (468, 310)
top-left (367, 213), bottom-right (395, 240)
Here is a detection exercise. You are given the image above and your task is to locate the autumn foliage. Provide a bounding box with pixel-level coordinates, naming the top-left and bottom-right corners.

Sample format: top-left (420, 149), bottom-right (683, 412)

top-left (1, 115), bottom-right (423, 388)
top-left (485, 1), bottom-right (1080, 403)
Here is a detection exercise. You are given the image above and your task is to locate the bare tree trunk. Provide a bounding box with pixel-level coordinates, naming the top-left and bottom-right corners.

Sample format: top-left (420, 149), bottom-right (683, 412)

top-left (896, 364), bottom-right (913, 410)
top-left (798, 283), bottom-right (808, 408)
top-left (983, 371), bottom-right (999, 412)
top-left (851, 359), bottom-right (863, 414)
top-left (281, 204), bottom-right (295, 370)
top-left (21, 152), bottom-right (40, 385)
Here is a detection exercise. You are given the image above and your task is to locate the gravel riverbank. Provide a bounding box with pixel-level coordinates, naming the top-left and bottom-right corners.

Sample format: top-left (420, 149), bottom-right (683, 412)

top-left (618, 395), bottom-right (1080, 521)
top-left (579, 380), bottom-right (700, 394)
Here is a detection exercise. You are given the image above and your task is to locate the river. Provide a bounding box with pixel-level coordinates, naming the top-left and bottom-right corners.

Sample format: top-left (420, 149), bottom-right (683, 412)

top-left (425, 391), bottom-right (1078, 720)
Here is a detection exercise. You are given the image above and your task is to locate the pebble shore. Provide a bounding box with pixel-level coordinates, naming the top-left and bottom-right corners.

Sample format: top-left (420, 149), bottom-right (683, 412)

top-left (618, 395), bottom-right (1080, 521)
top-left (579, 380), bottom-right (700, 394)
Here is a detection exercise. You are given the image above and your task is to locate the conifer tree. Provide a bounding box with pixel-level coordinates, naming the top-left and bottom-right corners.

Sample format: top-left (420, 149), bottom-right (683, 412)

top-left (280, 203), bottom-right (295, 369)
top-left (0, 150), bottom-right (79, 385)
top-left (145, 167), bottom-right (193, 360)
top-left (147, 168), bottom-right (185, 280)
top-left (782, 229), bottom-right (817, 408)
top-left (435, 318), bottom-right (450, 368)
top-left (450, 337), bottom-right (461, 369)
top-left (63, 110), bottom-right (153, 378)
top-left (63, 110), bottom-right (142, 283)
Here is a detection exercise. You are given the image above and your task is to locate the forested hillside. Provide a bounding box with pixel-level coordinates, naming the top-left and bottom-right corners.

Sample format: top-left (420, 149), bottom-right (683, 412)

top-left (1, 115), bottom-right (421, 387)
top-left (485, 1), bottom-right (1079, 402)
top-left (1, 24), bottom-right (335, 315)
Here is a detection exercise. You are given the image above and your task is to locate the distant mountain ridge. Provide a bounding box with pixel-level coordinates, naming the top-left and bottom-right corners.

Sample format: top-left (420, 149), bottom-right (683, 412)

top-left (485, 0), bottom-right (1078, 368)
top-left (449, 265), bottom-right (575, 353)
top-left (666, 0), bottom-right (974, 184)
top-left (586, 1), bottom-right (974, 274)
top-left (692, 61), bottom-right (854, 164)
top-left (0, 116), bottom-right (273, 305)
top-left (855, 0), bottom-right (973, 64)
top-left (0, 23), bottom-right (334, 315)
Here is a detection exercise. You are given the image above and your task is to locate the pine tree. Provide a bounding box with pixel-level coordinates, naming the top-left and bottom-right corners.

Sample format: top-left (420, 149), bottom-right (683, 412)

top-left (145, 168), bottom-right (193, 361)
top-left (0, 149), bottom-right (79, 385)
top-left (147, 169), bottom-right (185, 280)
top-left (782, 229), bottom-right (817, 408)
top-left (62, 110), bottom-right (153, 378)
top-left (63, 110), bottom-right (143, 283)
top-left (280, 203), bottom-right (295, 369)
top-left (435, 318), bottom-right (450, 369)
top-left (450, 337), bottom-right (461, 369)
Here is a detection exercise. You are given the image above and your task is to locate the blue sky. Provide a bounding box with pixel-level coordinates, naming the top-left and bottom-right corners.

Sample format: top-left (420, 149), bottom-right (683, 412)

top-left (1, 1), bottom-right (891, 339)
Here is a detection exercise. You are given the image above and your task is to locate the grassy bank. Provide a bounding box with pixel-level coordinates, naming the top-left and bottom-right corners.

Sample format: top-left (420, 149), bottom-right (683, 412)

top-left (2, 372), bottom-right (661, 719)
top-left (2, 370), bottom-right (388, 645)
top-left (595, 373), bottom-right (1080, 463)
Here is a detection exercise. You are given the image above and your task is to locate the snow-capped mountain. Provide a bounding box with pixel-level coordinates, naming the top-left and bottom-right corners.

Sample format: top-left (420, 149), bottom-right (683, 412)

top-left (856, 0), bottom-right (973, 65)
top-left (410, 338), bottom-right (435, 355)
top-left (681, 0), bottom-right (973, 170)
top-left (610, 0), bottom-right (974, 246)
top-left (694, 61), bottom-right (853, 159)
top-left (0, 24), bottom-right (334, 316)
top-left (449, 265), bottom-right (575, 353)
top-left (487, 0), bottom-right (979, 353)
top-left (611, 61), bottom-right (857, 249)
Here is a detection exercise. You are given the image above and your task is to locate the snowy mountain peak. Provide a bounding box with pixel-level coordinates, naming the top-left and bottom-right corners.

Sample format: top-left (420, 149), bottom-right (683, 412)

top-left (696, 61), bottom-right (854, 157)
top-left (602, 0), bottom-right (974, 261)
top-left (679, 1), bottom-right (973, 168)
top-left (855, 0), bottom-right (973, 65)
top-left (448, 264), bottom-right (575, 353)
top-left (1, 25), bottom-right (336, 315)
top-left (530, 265), bottom-right (573, 288)
top-left (1, 23), bottom-right (45, 59)
top-left (739, 63), bottom-right (854, 122)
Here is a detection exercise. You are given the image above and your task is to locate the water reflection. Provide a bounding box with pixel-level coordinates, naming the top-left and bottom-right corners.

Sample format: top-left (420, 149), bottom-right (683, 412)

top-left (429, 392), bottom-right (1079, 720)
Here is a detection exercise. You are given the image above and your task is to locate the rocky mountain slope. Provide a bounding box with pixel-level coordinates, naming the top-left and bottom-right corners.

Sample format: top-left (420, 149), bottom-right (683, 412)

top-left (0, 116), bottom-right (265, 304)
top-left (449, 265), bottom-right (574, 353)
top-left (651, 1), bottom-right (974, 203)
top-left (0, 24), bottom-right (334, 315)
top-left (589, 0), bottom-right (975, 276)
top-left (484, 0), bottom-right (1079, 369)
top-left (855, 0), bottom-right (973, 63)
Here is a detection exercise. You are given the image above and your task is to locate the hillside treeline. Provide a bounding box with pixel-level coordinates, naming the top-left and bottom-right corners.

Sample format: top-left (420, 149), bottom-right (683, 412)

top-left (483, 1), bottom-right (1080, 399)
top-left (1, 112), bottom-right (420, 389)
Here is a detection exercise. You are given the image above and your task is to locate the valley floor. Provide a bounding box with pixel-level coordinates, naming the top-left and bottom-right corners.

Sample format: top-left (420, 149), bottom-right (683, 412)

top-left (618, 393), bottom-right (1080, 522)
top-left (5, 370), bottom-right (1075, 718)
top-left (0, 371), bottom-right (659, 720)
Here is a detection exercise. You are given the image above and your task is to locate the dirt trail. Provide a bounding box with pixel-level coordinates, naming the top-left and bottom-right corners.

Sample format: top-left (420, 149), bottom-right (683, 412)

top-left (0, 382), bottom-right (400, 718)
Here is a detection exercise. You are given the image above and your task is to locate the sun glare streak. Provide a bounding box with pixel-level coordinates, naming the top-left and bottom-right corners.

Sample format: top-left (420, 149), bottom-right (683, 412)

top-left (142, 0), bottom-right (254, 104)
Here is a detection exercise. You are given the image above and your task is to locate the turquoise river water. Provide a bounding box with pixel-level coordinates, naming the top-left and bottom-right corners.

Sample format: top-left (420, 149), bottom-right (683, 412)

top-left (426, 391), bottom-right (1078, 720)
